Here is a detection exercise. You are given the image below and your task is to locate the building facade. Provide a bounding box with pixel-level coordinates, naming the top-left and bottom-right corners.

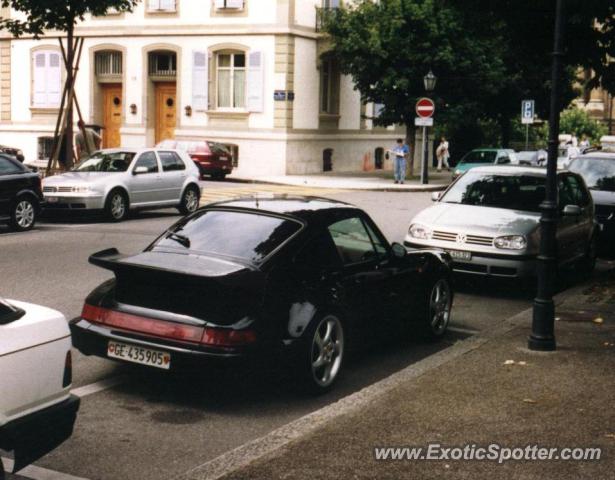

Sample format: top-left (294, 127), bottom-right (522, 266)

top-left (0, 0), bottom-right (400, 176)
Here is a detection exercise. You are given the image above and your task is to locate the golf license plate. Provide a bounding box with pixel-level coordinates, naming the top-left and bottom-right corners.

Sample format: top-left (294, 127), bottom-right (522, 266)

top-left (447, 250), bottom-right (472, 261)
top-left (107, 341), bottom-right (171, 370)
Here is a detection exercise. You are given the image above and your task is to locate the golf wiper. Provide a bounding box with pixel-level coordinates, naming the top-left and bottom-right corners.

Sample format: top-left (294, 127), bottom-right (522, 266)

top-left (166, 231), bottom-right (191, 248)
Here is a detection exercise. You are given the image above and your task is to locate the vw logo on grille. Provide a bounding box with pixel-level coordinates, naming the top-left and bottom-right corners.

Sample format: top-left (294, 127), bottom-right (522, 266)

top-left (456, 233), bottom-right (467, 244)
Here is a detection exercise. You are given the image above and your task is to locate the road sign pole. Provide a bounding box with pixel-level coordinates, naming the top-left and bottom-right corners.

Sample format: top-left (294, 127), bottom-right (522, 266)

top-left (526, 124), bottom-right (529, 150)
top-left (421, 126), bottom-right (428, 184)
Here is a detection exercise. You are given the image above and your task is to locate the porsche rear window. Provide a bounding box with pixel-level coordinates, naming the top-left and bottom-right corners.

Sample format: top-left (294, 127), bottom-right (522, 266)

top-left (0, 299), bottom-right (25, 325)
top-left (152, 210), bottom-right (302, 264)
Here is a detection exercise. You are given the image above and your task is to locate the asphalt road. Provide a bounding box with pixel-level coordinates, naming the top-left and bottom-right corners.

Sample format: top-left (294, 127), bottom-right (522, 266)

top-left (0, 181), bottom-right (574, 480)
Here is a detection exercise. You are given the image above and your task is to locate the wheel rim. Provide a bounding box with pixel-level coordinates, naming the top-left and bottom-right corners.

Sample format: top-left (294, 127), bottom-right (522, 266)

top-left (15, 200), bottom-right (34, 228)
top-left (429, 279), bottom-right (451, 335)
top-left (110, 194), bottom-right (125, 219)
top-left (311, 315), bottom-right (344, 388)
top-left (184, 189), bottom-right (198, 212)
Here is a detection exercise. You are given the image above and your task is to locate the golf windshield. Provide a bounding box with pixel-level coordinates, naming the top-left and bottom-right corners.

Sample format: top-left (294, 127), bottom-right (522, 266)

top-left (442, 172), bottom-right (545, 212)
top-left (569, 157), bottom-right (615, 192)
top-left (73, 151), bottom-right (135, 172)
top-left (153, 210), bottom-right (303, 264)
top-left (460, 151), bottom-right (497, 164)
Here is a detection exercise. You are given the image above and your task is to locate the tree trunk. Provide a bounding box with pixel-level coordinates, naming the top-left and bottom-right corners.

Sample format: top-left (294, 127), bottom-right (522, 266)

top-left (64, 25), bottom-right (74, 169)
top-left (406, 123), bottom-right (415, 177)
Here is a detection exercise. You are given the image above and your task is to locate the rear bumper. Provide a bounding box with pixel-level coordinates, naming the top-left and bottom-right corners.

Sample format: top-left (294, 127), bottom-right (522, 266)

top-left (404, 241), bottom-right (536, 278)
top-left (0, 395), bottom-right (80, 473)
top-left (70, 318), bottom-right (254, 371)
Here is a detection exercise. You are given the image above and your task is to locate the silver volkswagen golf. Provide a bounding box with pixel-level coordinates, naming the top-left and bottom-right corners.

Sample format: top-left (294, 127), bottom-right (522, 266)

top-left (404, 166), bottom-right (598, 278)
top-left (42, 148), bottom-right (201, 221)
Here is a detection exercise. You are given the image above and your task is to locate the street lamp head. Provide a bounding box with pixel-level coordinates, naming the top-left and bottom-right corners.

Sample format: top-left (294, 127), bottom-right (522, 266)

top-left (424, 70), bottom-right (437, 92)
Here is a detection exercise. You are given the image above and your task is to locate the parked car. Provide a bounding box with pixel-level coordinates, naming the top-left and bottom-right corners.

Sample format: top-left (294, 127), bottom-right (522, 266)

top-left (42, 148), bottom-right (201, 222)
top-left (0, 298), bottom-right (80, 479)
top-left (516, 150), bottom-right (547, 166)
top-left (156, 139), bottom-right (233, 180)
top-left (0, 154), bottom-right (44, 231)
top-left (0, 145), bottom-right (24, 163)
top-left (568, 152), bottom-right (615, 256)
top-left (452, 149), bottom-right (517, 179)
top-left (70, 197), bottom-right (453, 393)
top-left (405, 166), bottom-right (598, 278)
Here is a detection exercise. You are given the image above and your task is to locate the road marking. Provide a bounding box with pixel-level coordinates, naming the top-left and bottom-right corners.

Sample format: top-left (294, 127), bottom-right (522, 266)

top-left (175, 315), bottom-right (521, 480)
top-left (71, 375), bottom-right (127, 398)
top-left (448, 326), bottom-right (480, 335)
top-left (2, 457), bottom-right (90, 480)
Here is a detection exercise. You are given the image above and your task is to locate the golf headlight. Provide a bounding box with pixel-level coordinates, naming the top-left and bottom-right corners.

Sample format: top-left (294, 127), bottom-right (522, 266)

top-left (494, 235), bottom-right (527, 250)
top-left (409, 223), bottom-right (431, 240)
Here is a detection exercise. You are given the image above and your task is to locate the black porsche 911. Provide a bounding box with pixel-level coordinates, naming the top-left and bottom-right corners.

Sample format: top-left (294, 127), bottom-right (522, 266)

top-left (70, 196), bottom-right (453, 392)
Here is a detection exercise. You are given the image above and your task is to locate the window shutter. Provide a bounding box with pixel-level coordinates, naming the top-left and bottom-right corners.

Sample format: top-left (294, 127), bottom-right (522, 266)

top-left (247, 51), bottom-right (264, 113)
top-left (160, 0), bottom-right (175, 11)
top-left (192, 51), bottom-right (208, 111)
top-left (226, 0), bottom-right (244, 8)
top-left (214, 0), bottom-right (226, 8)
top-left (33, 52), bottom-right (48, 107)
top-left (148, 0), bottom-right (160, 10)
top-left (47, 52), bottom-right (62, 107)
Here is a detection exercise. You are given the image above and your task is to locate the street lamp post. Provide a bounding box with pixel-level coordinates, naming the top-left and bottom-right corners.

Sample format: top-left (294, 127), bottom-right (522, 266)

top-left (421, 70), bottom-right (437, 185)
top-left (529, 0), bottom-right (566, 351)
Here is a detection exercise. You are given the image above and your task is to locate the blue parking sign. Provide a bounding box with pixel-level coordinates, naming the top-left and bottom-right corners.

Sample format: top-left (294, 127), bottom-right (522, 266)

top-left (521, 100), bottom-right (534, 124)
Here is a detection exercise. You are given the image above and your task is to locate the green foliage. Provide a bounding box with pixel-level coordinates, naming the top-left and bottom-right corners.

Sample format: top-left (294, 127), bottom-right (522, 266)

top-left (0, 0), bottom-right (138, 36)
top-left (558, 108), bottom-right (608, 142)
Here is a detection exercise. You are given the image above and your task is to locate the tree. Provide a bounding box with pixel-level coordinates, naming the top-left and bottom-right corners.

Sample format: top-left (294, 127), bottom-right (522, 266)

top-left (0, 0), bottom-right (137, 168)
top-left (323, 0), bottom-right (507, 173)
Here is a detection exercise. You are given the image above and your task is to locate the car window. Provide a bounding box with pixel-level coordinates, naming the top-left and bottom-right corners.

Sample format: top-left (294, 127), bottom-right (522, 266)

top-left (74, 151), bottom-right (134, 172)
top-left (207, 142), bottom-right (231, 156)
top-left (441, 172), bottom-right (545, 212)
top-left (152, 210), bottom-right (303, 264)
top-left (461, 151), bottom-right (497, 164)
top-left (363, 220), bottom-right (388, 257)
top-left (560, 175), bottom-right (590, 208)
top-left (159, 151), bottom-right (186, 172)
top-left (328, 217), bottom-right (379, 265)
top-left (0, 298), bottom-right (25, 325)
top-left (569, 157), bottom-right (615, 192)
top-left (0, 155), bottom-right (24, 175)
top-left (134, 152), bottom-right (159, 173)
top-left (294, 231), bottom-right (342, 269)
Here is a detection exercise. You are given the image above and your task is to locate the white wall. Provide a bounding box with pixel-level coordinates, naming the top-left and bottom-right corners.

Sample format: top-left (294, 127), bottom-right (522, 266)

top-left (294, 0), bottom-right (319, 28)
top-left (339, 74), bottom-right (361, 130)
top-left (292, 37), bottom-right (319, 130)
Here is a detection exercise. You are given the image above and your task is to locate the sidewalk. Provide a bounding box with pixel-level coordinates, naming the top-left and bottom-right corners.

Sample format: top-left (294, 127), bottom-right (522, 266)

top-left (227, 168), bottom-right (451, 192)
top-left (200, 269), bottom-right (615, 480)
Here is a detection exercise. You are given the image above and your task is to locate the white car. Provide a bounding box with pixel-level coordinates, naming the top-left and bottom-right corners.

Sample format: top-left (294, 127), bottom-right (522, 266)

top-left (42, 148), bottom-right (201, 221)
top-left (0, 299), bottom-right (79, 479)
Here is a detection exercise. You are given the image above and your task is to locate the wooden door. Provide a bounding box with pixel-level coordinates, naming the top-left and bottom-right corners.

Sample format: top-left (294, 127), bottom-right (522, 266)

top-left (155, 82), bottom-right (177, 144)
top-left (102, 84), bottom-right (123, 148)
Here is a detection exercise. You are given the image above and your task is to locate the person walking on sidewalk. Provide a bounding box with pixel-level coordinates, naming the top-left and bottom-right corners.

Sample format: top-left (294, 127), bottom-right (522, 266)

top-left (436, 136), bottom-right (450, 172)
top-left (388, 138), bottom-right (409, 184)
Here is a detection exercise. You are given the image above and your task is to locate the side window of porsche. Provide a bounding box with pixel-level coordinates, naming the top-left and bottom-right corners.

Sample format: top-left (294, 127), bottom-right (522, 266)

top-left (328, 217), bottom-right (378, 265)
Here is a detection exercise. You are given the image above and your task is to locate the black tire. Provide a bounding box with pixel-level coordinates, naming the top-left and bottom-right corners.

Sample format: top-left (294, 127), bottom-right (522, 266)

top-left (418, 276), bottom-right (453, 340)
top-left (178, 185), bottom-right (200, 215)
top-left (104, 189), bottom-right (128, 222)
top-left (298, 313), bottom-right (345, 394)
top-left (10, 195), bottom-right (37, 231)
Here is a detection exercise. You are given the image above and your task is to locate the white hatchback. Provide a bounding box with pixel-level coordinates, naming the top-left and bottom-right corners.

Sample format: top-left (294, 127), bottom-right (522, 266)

top-left (0, 298), bottom-right (79, 479)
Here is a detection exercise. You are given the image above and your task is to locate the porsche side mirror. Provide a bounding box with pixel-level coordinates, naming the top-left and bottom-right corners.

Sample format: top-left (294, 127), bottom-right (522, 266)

top-left (391, 242), bottom-right (407, 259)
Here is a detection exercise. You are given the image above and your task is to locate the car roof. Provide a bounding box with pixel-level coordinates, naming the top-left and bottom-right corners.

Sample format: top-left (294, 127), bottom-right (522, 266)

top-left (468, 165), bottom-right (548, 176)
top-left (577, 152), bottom-right (615, 160)
top-left (204, 195), bottom-right (359, 221)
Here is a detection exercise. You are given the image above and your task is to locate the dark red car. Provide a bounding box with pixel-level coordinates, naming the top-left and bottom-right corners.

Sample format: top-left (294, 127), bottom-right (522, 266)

top-left (156, 140), bottom-right (233, 180)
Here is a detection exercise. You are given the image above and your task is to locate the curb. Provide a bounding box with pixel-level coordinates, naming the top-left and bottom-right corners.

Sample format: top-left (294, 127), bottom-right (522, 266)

top-left (223, 177), bottom-right (449, 192)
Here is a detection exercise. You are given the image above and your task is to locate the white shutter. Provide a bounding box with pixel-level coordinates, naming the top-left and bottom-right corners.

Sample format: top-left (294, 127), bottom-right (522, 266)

top-left (214, 0), bottom-right (226, 8)
top-left (148, 0), bottom-right (160, 10)
top-left (33, 52), bottom-right (47, 107)
top-left (47, 52), bottom-right (62, 107)
top-left (226, 0), bottom-right (244, 9)
top-left (192, 51), bottom-right (208, 111)
top-left (247, 51), bottom-right (264, 113)
top-left (160, 0), bottom-right (175, 11)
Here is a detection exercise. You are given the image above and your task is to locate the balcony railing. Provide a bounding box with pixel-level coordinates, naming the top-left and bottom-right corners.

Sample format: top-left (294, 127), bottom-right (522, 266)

top-left (316, 7), bottom-right (339, 32)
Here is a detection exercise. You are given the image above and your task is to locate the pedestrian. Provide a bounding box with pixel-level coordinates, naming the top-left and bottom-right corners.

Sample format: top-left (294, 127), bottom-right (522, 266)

top-left (579, 135), bottom-right (590, 149)
top-left (388, 138), bottom-right (409, 184)
top-left (75, 121), bottom-right (102, 161)
top-left (436, 136), bottom-right (450, 172)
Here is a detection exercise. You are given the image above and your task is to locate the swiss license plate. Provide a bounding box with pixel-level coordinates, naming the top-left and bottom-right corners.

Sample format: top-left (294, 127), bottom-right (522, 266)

top-left (219, 156), bottom-right (228, 161)
top-left (46, 197), bottom-right (58, 203)
top-left (107, 341), bottom-right (171, 370)
top-left (447, 250), bottom-right (472, 261)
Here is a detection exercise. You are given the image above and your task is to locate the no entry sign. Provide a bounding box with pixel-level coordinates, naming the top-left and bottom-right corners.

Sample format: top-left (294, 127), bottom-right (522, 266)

top-left (416, 97), bottom-right (435, 118)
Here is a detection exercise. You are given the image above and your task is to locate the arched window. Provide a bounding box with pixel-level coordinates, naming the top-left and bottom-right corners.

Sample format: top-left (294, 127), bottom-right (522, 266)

top-left (95, 50), bottom-right (122, 77)
top-left (32, 49), bottom-right (62, 108)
